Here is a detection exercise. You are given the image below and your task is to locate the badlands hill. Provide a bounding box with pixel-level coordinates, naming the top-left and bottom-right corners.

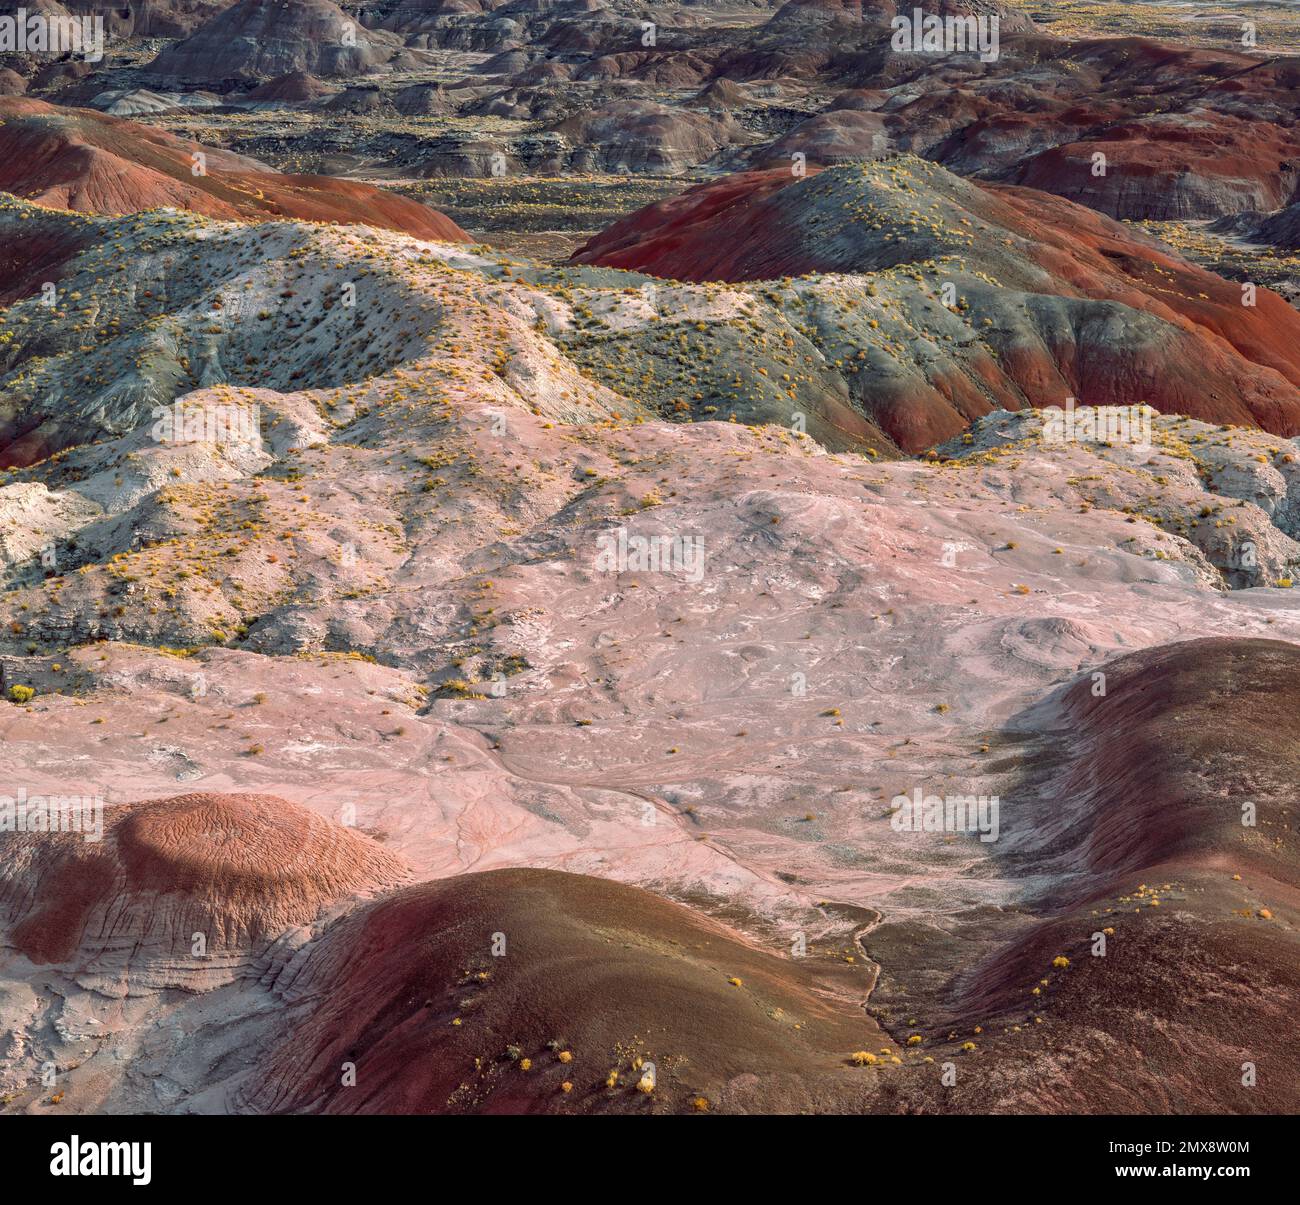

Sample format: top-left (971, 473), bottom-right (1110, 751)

top-left (0, 0), bottom-right (232, 41)
top-left (743, 26), bottom-right (1300, 221)
top-left (5, 152), bottom-right (1299, 472)
top-left (0, 96), bottom-right (1298, 1111)
top-left (1, 0), bottom-right (1297, 230)
top-left (0, 328), bottom-right (1296, 1110)
top-left (0, 98), bottom-right (470, 239)
top-left (146, 0), bottom-right (417, 81)
top-left (0, 792), bottom-right (410, 993)
top-left (243, 70), bottom-right (336, 103)
top-left (1213, 201), bottom-right (1300, 253)
top-left (869, 636), bottom-right (1300, 1113)
top-left (242, 867), bottom-right (884, 1114)
top-left (575, 161), bottom-right (1300, 444)
top-left (244, 0), bottom-right (1297, 225)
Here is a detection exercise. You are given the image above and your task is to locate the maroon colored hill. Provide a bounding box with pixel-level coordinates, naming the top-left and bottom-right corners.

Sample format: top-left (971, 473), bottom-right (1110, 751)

top-left (241, 867), bottom-right (882, 1114)
top-left (865, 638), bottom-right (1300, 1113)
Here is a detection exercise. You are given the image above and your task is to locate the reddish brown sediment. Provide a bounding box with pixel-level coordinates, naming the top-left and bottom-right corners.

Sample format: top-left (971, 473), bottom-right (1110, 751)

top-left (1, 0), bottom-right (1299, 1117)
top-left (242, 867), bottom-right (884, 1115)
top-left (574, 164), bottom-right (1300, 444)
top-left (243, 71), bottom-right (336, 103)
top-left (864, 638), bottom-right (1300, 1113)
top-left (0, 792), bottom-right (411, 989)
top-left (0, 98), bottom-right (470, 241)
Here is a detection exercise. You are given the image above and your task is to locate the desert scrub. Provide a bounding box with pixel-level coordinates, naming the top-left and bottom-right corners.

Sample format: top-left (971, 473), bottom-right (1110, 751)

top-left (7, 684), bottom-right (35, 703)
top-left (439, 678), bottom-right (482, 698)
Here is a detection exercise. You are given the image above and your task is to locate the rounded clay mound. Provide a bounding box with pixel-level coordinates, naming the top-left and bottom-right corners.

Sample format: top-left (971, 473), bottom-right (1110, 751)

top-left (0, 792), bottom-right (411, 993)
top-left (860, 637), bottom-right (1300, 1113)
top-left (113, 791), bottom-right (399, 904)
top-left (243, 867), bottom-right (884, 1114)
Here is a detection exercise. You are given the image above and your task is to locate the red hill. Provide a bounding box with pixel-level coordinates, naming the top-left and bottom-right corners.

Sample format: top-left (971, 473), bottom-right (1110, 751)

top-left (574, 162), bottom-right (1300, 441)
top-left (0, 97), bottom-right (470, 242)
